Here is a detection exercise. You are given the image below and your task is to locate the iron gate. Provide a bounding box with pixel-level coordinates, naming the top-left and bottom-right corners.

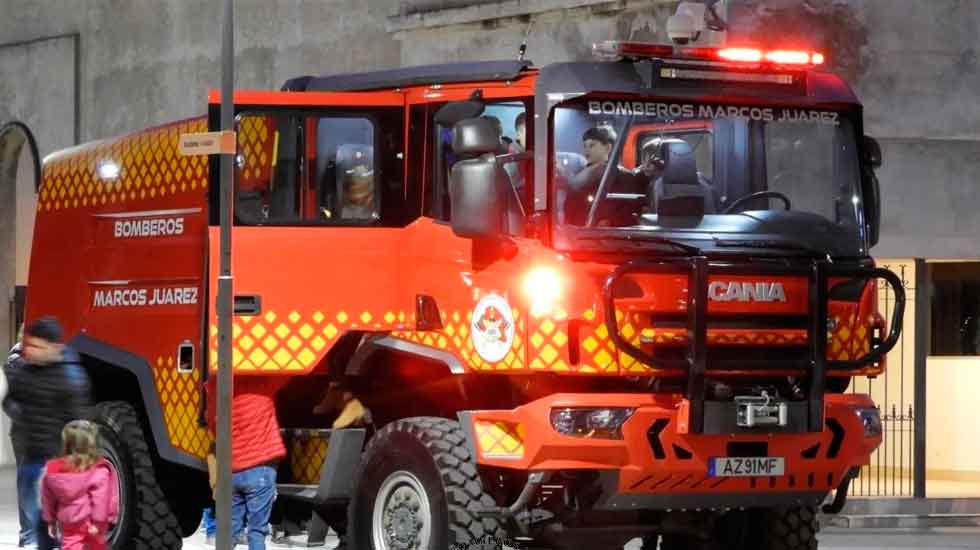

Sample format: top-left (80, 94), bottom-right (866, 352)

top-left (849, 259), bottom-right (920, 497)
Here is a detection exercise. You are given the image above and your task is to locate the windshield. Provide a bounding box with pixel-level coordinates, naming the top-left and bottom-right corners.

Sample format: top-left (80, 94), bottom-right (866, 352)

top-left (552, 98), bottom-right (866, 256)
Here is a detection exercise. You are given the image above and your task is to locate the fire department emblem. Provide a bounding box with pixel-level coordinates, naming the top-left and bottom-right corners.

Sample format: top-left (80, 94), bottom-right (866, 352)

top-left (471, 294), bottom-right (516, 363)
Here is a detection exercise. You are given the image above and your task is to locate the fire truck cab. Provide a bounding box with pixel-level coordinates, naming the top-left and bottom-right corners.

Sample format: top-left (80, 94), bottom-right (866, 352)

top-left (24, 39), bottom-right (903, 550)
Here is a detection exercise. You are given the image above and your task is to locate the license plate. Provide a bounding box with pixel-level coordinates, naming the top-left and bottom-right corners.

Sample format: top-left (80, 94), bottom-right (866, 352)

top-left (709, 457), bottom-right (785, 477)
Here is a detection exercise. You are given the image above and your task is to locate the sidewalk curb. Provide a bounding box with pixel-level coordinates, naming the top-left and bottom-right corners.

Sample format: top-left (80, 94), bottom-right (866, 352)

top-left (824, 514), bottom-right (980, 529)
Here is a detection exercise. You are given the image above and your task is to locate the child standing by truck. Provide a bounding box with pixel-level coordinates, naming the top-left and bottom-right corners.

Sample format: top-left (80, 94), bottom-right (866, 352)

top-left (41, 420), bottom-right (119, 550)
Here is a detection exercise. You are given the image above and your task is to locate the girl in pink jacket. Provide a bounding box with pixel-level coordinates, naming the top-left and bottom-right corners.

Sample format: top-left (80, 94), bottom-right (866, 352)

top-left (41, 420), bottom-right (119, 550)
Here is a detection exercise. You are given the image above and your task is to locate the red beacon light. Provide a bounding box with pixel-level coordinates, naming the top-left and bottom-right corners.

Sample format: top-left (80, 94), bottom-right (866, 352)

top-left (592, 41), bottom-right (825, 67)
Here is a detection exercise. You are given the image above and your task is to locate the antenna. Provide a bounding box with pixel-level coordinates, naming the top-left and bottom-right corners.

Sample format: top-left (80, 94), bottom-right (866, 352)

top-left (518, 17), bottom-right (534, 61)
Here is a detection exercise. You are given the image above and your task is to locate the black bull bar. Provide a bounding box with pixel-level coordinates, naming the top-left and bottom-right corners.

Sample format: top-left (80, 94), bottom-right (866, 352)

top-left (602, 258), bottom-right (906, 433)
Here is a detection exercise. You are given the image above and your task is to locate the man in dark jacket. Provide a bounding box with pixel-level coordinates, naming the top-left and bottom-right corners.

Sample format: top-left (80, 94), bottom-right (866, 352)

top-left (5, 338), bottom-right (35, 549)
top-left (3, 317), bottom-right (93, 550)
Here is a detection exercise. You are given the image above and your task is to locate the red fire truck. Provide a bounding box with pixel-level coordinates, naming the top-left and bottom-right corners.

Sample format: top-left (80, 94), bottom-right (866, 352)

top-left (24, 38), bottom-right (903, 550)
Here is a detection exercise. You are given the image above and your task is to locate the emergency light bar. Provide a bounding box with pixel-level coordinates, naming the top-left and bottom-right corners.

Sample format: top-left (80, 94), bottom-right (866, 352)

top-left (592, 40), bottom-right (825, 67)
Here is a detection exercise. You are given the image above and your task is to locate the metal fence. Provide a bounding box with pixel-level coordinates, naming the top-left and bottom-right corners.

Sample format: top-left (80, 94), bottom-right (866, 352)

top-left (850, 260), bottom-right (918, 497)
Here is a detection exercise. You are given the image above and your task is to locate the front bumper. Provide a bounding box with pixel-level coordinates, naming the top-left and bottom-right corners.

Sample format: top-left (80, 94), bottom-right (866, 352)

top-left (462, 393), bottom-right (879, 510)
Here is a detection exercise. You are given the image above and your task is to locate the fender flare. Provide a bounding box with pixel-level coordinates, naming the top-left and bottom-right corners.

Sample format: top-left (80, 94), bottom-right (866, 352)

top-left (345, 335), bottom-right (466, 376)
top-left (70, 334), bottom-right (205, 470)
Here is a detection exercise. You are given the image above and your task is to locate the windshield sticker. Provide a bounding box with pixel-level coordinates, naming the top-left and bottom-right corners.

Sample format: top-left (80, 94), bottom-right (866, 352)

top-left (587, 101), bottom-right (839, 125)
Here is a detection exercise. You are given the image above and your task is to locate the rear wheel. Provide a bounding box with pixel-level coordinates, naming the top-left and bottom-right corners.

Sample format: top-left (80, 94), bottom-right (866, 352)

top-left (348, 417), bottom-right (507, 550)
top-left (94, 401), bottom-right (182, 550)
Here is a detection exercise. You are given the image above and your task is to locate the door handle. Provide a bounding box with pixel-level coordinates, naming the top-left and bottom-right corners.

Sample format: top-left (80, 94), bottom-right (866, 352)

top-left (234, 295), bottom-right (262, 316)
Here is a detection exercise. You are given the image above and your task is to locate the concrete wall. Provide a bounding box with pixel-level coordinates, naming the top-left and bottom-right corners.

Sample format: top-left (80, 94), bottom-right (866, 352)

top-left (0, 0), bottom-right (400, 144)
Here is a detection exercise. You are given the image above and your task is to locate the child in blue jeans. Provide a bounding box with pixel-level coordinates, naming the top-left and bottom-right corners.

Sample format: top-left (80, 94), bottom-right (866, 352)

top-left (201, 506), bottom-right (216, 545)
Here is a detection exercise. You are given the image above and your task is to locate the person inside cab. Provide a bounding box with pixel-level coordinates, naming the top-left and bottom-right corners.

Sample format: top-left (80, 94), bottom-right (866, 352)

top-left (510, 112), bottom-right (526, 154)
top-left (340, 164), bottom-right (376, 221)
top-left (564, 125), bottom-right (648, 225)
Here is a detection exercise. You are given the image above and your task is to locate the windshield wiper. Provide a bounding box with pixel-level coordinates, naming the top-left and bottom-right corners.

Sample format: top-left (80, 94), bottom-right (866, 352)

top-left (712, 237), bottom-right (831, 260)
top-left (578, 233), bottom-right (702, 255)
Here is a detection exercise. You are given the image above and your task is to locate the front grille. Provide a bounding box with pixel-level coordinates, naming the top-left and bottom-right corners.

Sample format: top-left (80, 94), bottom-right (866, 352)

top-left (651, 345), bottom-right (810, 370)
top-left (650, 313), bottom-right (809, 330)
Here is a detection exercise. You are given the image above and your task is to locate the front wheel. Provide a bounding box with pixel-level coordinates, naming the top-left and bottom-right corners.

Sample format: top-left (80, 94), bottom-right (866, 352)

top-left (753, 506), bottom-right (819, 550)
top-left (348, 417), bottom-right (506, 550)
top-left (94, 401), bottom-right (182, 550)
top-left (647, 506), bottom-right (819, 550)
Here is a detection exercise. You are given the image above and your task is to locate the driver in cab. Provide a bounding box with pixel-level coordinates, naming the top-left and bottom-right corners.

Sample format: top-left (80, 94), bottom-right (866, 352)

top-left (341, 164), bottom-right (376, 221)
top-left (564, 126), bottom-right (658, 226)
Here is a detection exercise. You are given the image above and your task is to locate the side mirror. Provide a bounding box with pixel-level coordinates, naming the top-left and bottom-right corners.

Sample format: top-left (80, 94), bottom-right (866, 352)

top-left (861, 136), bottom-right (882, 247)
top-left (863, 135), bottom-right (882, 169)
top-left (865, 170), bottom-right (881, 247)
top-left (449, 118), bottom-right (506, 239)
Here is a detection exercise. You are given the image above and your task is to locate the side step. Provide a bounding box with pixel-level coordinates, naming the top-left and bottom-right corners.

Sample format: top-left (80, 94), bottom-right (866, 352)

top-left (278, 483), bottom-right (327, 503)
top-left (277, 428), bottom-right (366, 546)
top-left (277, 428), bottom-right (365, 505)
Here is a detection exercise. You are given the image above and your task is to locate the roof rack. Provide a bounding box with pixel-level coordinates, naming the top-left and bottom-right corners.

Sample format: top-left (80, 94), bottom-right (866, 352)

top-left (282, 60), bottom-right (533, 92)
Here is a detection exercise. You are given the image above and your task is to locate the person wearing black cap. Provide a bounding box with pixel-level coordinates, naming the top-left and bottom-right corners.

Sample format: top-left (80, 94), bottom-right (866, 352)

top-left (3, 317), bottom-right (92, 550)
top-left (565, 125), bottom-right (649, 226)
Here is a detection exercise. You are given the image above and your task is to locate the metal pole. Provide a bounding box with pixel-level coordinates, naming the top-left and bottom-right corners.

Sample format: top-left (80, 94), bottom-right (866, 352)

top-left (913, 258), bottom-right (929, 499)
top-left (216, 0), bottom-right (235, 548)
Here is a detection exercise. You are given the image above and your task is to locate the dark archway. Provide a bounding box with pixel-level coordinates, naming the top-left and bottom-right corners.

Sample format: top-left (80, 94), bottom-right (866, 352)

top-left (0, 120), bottom-right (41, 348)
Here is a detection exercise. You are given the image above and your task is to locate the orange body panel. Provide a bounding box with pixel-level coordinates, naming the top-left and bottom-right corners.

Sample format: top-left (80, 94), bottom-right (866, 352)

top-left (27, 117), bottom-right (213, 458)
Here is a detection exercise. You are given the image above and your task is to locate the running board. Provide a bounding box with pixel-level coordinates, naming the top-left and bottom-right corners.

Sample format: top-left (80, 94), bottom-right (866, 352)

top-left (278, 483), bottom-right (335, 503)
top-left (277, 483), bottom-right (347, 506)
top-left (278, 428), bottom-right (366, 546)
top-left (277, 428), bottom-right (366, 504)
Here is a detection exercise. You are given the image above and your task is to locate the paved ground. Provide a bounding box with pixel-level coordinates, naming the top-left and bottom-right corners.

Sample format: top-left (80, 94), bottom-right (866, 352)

top-left (2, 467), bottom-right (979, 549)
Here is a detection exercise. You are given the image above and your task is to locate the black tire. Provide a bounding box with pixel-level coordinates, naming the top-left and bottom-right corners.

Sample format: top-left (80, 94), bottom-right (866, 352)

top-left (348, 416), bottom-right (507, 550)
top-left (651, 506), bottom-right (818, 550)
top-left (757, 506), bottom-right (819, 550)
top-left (94, 401), bottom-right (182, 550)
top-left (657, 534), bottom-right (722, 550)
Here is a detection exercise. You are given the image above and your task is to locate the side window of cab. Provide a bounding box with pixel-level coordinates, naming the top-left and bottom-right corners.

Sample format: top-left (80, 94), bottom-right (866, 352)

top-left (311, 117), bottom-right (378, 223)
top-left (233, 108), bottom-right (411, 227)
top-left (234, 114), bottom-right (302, 224)
top-left (424, 100), bottom-right (531, 234)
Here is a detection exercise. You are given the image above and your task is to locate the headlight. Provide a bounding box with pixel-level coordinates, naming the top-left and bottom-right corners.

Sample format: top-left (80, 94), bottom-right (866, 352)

top-left (550, 407), bottom-right (635, 440)
top-left (853, 406), bottom-right (882, 438)
top-left (523, 267), bottom-right (563, 317)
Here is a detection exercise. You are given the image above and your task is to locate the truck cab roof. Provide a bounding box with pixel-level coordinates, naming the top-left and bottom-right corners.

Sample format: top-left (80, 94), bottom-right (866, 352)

top-left (281, 59), bottom-right (535, 93)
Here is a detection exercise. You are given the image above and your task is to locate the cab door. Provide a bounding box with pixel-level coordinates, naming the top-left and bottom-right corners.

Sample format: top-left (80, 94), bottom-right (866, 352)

top-left (207, 90), bottom-right (410, 375)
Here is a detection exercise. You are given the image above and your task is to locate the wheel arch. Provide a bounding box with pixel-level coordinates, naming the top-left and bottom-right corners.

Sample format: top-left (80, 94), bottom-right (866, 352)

top-left (344, 335), bottom-right (473, 424)
top-left (345, 335), bottom-right (466, 377)
top-left (72, 333), bottom-right (204, 470)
